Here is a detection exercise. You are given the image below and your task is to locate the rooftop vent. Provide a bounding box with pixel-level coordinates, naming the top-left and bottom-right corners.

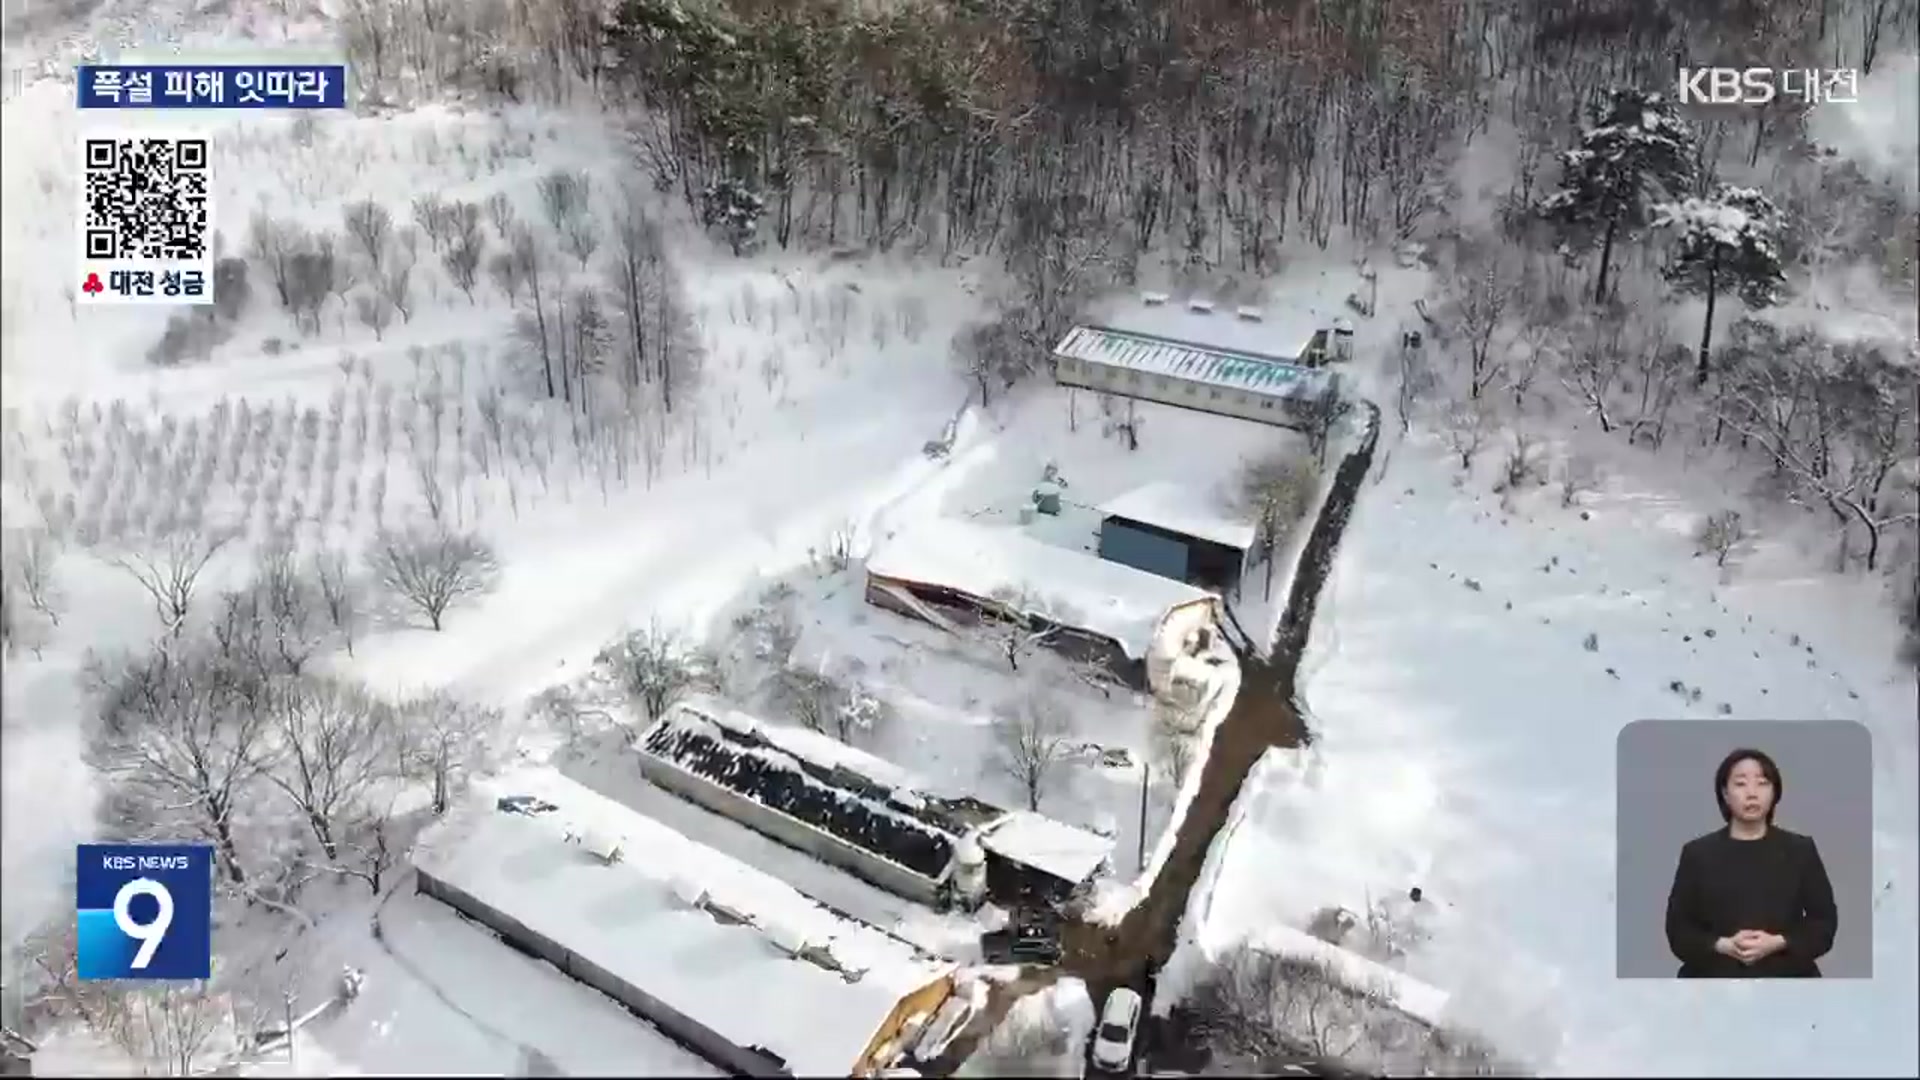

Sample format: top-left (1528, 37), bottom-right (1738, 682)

top-left (564, 823), bottom-right (624, 864)
top-left (1235, 306), bottom-right (1263, 322)
top-left (1141, 291), bottom-right (1170, 306)
top-left (1187, 298), bottom-right (1215, 314)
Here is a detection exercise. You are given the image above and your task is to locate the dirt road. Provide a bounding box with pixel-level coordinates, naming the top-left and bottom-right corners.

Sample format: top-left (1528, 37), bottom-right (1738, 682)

top-left (933, 403), bottom-right (1383, 1073)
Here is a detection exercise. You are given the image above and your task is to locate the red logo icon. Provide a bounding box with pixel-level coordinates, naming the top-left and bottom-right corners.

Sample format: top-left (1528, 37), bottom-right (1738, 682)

top-left (82, 272), bottom-right (104, 295)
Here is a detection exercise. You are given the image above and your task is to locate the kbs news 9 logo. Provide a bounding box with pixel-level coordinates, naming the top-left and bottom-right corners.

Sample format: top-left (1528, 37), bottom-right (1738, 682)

top-left (76, 844), bottom-right (213, 980)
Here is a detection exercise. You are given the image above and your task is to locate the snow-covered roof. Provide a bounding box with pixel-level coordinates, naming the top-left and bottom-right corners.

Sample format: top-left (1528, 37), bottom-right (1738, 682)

top-left (413, 767), bottom-right (954, 1077)
top-left (979, 811), bottom-right (1115, 885)
top-left (1053, 325), bottom-right (1334, 400)
top-left (639, 696), bottom-right (970, 880)
top-left (1094, 294), bottom-right (1332, 361)
top-left (1255, 923), bottom-right (1450, 1029)
top-left (865, 518), bottom-right (1218, 660)
top-left (1098, 480), bottom-right (1258, 551)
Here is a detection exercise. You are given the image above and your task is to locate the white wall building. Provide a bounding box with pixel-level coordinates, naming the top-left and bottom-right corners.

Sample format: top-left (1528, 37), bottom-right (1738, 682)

top-left (1051, 295), bottom-right (1343, 427)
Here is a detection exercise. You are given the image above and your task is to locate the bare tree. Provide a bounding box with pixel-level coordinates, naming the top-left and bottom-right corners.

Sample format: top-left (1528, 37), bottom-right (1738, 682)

top-left (378, 260), bottom-right (414, 323)
top-left (1559, 453), bottom-right (1599, 508)
top-left (991, 692), bottom-right (1079, 811)
top-left (596, 622), bottom-right (720, 722)
top-left (411, 193), bottom-right (453, 251)
top-left (1440, 398), bottom-right (1491, 473)
top-left (342, 199), bottom-right (393, 272)
top-left (442, 208), bottom-right (487, 302)
top-left (1234, 451), bottom-right (1318, 599)
top-left (1441, 247), bottom-right (1521, 400)
top-left (368, 525), bottom-right (500, 630)
top-left (119, 982), bottom-right (232, 1076)
top-left (84, 644), bottom-right (270, 885)
top-left (1558, 312), bottom-right (1643, 434)
top-left (247, 210), bottom-right (304, 310)
top-left (1495, 428), bottom-right (1542, 494)
top-left (352, 288), bottom-right (395, 340)
top-left (112, 529), bottom-right (230, 636)
top-left (210, 546), bottom-right (327, 677)
top-left (769, 663), bottom-right (842, 733)
top-left (487, 250), bottom-right (524, 304)
top-left (5, 526), bottom-right (62, 625)
top-left (1394, 332), bottom-right (1437, 434)
top-left (1296, 383), bottom-right (1353, 467)
top-left (395, 690), bottom-right (499, 815)
top-left (977, 586), bottom-right (1069, 672)
top-left (262, 675), bottom-right (392, 860)
top-left (536, 168), bottom-right (591, 233)
top-left (312, 548), bottom-right (363, 655)
top-left (1696, 510), bottom-right (1746, 567)
top-left (562, 209), bottom-right (601, 268)
top-left (1717, 333), bottom-right (1919, 571)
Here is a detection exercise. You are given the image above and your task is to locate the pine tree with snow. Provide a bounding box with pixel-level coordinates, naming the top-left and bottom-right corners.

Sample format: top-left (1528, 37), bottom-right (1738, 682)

top-left (700, 178), bottom-right (765, 256)
top-left (1658, 185), bottom-right (1787, 385)
top-left (1540, 89), bottom-right (1696, 304)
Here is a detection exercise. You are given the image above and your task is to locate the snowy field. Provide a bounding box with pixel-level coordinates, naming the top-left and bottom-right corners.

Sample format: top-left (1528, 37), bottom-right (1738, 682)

top-left (1168, 430), bottom-right (1920, 1075)
top-left (1157, 55), bottom-right (1920, 1079)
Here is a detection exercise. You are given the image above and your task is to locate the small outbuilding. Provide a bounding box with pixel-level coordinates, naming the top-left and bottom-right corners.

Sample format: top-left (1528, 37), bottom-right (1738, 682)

top-left (977, 811), bottom-right (1116, 906)
top-left (1096, 481), bottom-right (1257, 593)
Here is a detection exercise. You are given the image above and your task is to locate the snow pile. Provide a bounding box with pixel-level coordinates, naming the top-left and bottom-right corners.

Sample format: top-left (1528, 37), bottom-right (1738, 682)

top-left (1087, 657), bottom-right (1241, 926)
top-left (958, 977), bottom-right (1095, 1079)
top-left (866, 517), bottom-right (1216, 660)
top-left (639, 700), bottom-right (964, 879)
top-left (412, 767), bottom-right (954, 1078)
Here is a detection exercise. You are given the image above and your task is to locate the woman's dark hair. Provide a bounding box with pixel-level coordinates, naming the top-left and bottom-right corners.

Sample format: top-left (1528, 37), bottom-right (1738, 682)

top-left (1714, 747), bottom-right (1783, 823)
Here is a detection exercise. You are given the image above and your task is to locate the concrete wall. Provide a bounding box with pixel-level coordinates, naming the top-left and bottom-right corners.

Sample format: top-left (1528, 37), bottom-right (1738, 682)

top-left (415, 868), bottom-right (791, 1077)
top-left (1054, 355), bottom-right (1318, 427)
top-left (633, 753), bottom-right (948, 907)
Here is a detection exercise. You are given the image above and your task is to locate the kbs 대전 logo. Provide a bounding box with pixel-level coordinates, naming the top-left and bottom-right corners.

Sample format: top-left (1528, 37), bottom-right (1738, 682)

top-left (76, 844), bottom-right (214, 980)
top-left (1676, 67), bottom-right (1858, 106)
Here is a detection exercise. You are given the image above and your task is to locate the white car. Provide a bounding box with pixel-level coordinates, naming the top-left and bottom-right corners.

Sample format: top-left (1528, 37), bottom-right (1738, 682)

top-left (1090, 987), bottom-right (1142, 1073)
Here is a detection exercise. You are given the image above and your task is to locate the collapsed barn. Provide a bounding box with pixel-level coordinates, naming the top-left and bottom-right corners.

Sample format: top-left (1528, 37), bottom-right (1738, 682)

top-left (635, 696), bottom-right (1117, 909)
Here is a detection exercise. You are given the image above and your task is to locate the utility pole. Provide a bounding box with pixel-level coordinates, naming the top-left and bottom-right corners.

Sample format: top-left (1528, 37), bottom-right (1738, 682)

top-left (1137, 762), bottom-right (1150, 872)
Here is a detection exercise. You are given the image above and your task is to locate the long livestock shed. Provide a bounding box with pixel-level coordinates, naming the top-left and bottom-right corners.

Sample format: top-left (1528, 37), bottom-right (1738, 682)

top-left (411, 766), bottom-right (956, 1078)
top-left (635, 695), bottom-right (988, 907)
top-left (635, 695), bottom-right (1119, 909)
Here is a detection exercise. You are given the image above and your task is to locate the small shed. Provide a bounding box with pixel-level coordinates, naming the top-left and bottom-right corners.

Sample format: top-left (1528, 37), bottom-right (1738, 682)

top-left (1096, 481), bottom-right (1257, 592)
top-left (977, 812), bottom-right (1115, 905)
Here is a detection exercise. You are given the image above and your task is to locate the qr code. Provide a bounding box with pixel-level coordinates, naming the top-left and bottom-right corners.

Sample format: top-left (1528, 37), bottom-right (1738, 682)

top-left (81, 136), bottom-right (210, 262)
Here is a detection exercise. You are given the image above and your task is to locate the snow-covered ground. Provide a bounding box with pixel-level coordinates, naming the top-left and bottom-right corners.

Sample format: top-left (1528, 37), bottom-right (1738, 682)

top-left (7, 0), bottom-right (1915, 1073)
top-left (1168, 429), bottom-right (1920, 1075)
